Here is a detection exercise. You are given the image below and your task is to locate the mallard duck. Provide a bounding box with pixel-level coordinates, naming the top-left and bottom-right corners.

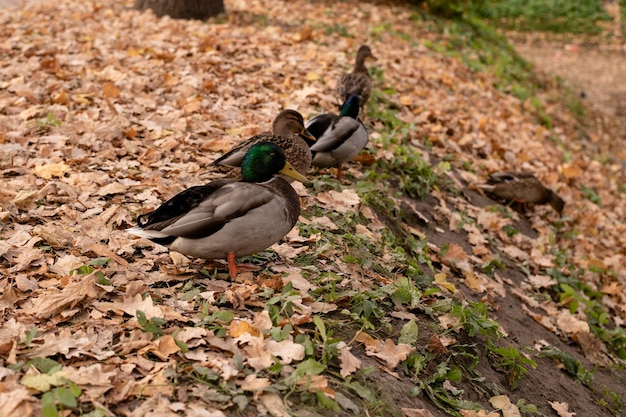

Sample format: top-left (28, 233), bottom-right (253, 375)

top-left (127, 142), bottom-right (307, 279)
top-left (212, 109), bottom-right (315, 176)
top-left (336, 45), bottom-right (377, 108)
top-left (474, 172), bottom-right (565, 214)
top-left (305, 95), bottom-right (369, 180)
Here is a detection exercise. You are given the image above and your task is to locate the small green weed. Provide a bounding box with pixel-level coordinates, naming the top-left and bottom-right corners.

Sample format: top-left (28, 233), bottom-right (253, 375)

top-left (581, 184), bottom-right (602, 206)
top-left (70, 258), bottom-right (111, 285)
top-left (136, 310), bottom-right (166, 340)
top-left (489, 345), bottom-right (537, 390)
top-left (37, 111), bottom-right (62, 132)
top-left (450, 301), bottom-right (502, 341)
top-left (540, 346), bottom-right (595, 387)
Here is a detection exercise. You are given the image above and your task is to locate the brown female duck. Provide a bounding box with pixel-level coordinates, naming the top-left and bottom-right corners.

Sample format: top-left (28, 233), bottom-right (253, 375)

top-left (337, 45), bottom-right (377, 108)
top-left (475, 172), bottom-right (565, 214)
top-left (212, 109), bottom-right (315, 175)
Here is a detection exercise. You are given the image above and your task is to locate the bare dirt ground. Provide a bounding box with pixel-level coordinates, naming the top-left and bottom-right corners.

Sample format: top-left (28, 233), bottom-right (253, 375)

top-left (512, 38), bottom-right (626, 119)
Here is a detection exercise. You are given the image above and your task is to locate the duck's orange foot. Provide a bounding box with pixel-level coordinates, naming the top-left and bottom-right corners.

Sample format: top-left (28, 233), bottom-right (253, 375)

top-left (227, 252), bottom-right (261, 279)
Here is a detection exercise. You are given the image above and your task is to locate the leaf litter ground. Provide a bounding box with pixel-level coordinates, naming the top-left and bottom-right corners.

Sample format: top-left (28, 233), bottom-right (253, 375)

top-left (0, 0), bottom-right (625, 416)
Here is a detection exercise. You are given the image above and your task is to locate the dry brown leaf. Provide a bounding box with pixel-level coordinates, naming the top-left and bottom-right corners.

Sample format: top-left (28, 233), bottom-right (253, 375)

top-left (259, 392), bottom-right (290, 417)
top-left (401, 409), bottom-right (436, 417)
top-left (239, 373), bottom-right (271, 391)
top-left (265, 339), bottom-right (305, 364)
top-left (556, 310), bottom-right (590, 335)
top-left (501, 245), bottom-right (529, 262)
top-left (315, 189), bottom-right (361, 213)
top-left (243, 337), bottom-right (274, 371)
top-left (28, 272), bottom-right (102, 319)
top-left (339, 345), bottom-right (362, 378)
top-left (63, 364), bottom-right (119, 397)
top-left (526, 274), bottom-right (557, 289)
top-left (102, 82), bottom-right (121, 98)
top-left (0, 385), bottom-right (33, 417)
top-left (489, 395), bottom-right (521, 417)
top-left (138, 335), bottom-right (180, 361)
top-left (365, 338), bottom-right (413, 368)
top-left (94, 293), bottom-right (164, 321)
top-left (549, 401), bottom-right (576, 417)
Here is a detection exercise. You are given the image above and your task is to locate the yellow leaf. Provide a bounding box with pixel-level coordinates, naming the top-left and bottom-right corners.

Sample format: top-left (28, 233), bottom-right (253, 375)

top-left (434, 273), bottom-right (456, 293)
top-left (126, 47), bottom-right (143, 57)
top-left (305, 71), bottom-right (319, 81)
top-left (225, 127), bottom-right (245, 135)
top-left (229, 320), bottom-right (259, 337)
top-left (21, 370), bottom-right (68, 392)
top-left (34, 162), bottom-right (70, 179)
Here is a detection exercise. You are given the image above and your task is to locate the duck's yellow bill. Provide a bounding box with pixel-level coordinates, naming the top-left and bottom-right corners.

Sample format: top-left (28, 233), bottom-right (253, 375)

top-left (280, 161), bottom-right (308, 183)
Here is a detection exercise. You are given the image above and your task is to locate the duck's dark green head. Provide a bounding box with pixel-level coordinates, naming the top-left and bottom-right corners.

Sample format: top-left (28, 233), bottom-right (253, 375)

top-left (339, 94), bottom-right (361, 119)
top-left (241, 142), bottom-right (307, 183)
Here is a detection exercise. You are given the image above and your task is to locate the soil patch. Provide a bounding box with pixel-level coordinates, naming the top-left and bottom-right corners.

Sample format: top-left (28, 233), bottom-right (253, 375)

top-left (512, 38), bottom-right (626, 119)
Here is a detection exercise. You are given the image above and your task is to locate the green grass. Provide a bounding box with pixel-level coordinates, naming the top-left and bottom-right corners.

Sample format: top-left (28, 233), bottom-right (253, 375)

top-left (472, 0), bottom-right (612, 34)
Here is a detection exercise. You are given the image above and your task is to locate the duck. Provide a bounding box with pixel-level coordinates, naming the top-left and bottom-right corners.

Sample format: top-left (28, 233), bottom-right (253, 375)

top-left (127, 142), bottom-right (308, 279)
top-left (212, 109), bottom-right (315, 176)
top-left (336, 45), bottom-right (377, 108)
top-left (305, 94), bottom-right (369, 180)
top-left (474, 172), bottom-right (565, 214)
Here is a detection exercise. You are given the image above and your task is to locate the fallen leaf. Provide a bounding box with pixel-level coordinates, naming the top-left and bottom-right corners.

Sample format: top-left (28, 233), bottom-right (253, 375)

top-left (401, 409), bottom-right (436, 417)
top-left (315, 189), bottom-right (361, 213)
top-left (489, 395), bottom-right (521, 417)
top-left (549, 401), bottom-right (576, 417)
top-left (434, 272), bottom-right (456, 292)
top-left (239, 373), bottom-right (271, 391)
top-left (259, 392), bottom-right (290, 417)
top-left (339, 345), bottom-right (362, 378)
top-left (266, 339), bottom-right (305, 364)
top-left (33, 162), bottom-right (70, 179)
top-left (364, 338), bottom-right (413, 368)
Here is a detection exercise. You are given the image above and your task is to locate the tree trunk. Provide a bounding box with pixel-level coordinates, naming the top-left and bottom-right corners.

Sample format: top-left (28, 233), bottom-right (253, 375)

top-left (134, 0), bottom-right (225, 20)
